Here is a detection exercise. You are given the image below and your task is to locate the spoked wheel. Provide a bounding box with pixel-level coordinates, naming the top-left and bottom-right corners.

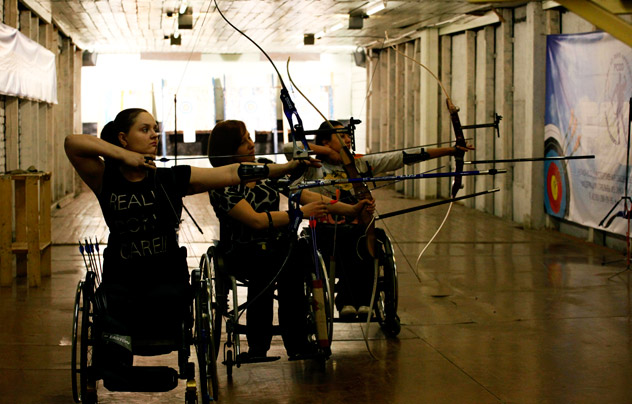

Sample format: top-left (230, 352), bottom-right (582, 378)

top-left (194, 265), bottom-right (219, 404)
top-left (71, 280), bottom-right (83, 403)
top-left (79, 272), bottom-right (98, 404)
top-left (201, 246), bottom-right (224, 358)
top-left (304, 251), bottom-right (333, 367)
top-left (317, 252), bottom-right (334, 350)
top-left (223, 276), bottom-right (240, 379)
top-left (375, 230), bottom-right (401, 337)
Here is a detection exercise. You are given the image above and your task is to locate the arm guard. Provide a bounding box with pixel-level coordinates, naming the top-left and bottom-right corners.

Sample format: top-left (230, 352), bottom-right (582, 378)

top-left (237, 163), bottom-right (269, 181)
top-left (402, 148), bottom-right (431, 165)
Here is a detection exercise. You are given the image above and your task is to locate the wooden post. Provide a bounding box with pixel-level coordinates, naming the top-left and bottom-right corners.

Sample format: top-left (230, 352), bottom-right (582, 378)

top-left (418, 29), bottom-right (439, 199)
top-left (52, 27), bottom-right (62, 202)
top-left (402, 40), bottom-right (419, 197)
top-left (463, 30), bottom-right (476, 207)
top-left (0, 177), bottom-right (13, 287)
top-left (5, 99), bottom-right (19, 171)
top-left (40, 174), bottom-right (52, 277)
top-left (395, 45), bottom-right (405, 193)
top-left (40, 23), bottom-right (54, 174)
top-left (20, 10), bottom-right (35, 170)
top-left (439, 35), bottom-right (452, 199)
top-left (4, 0), bottom-right (19, 28)
top-left (409, 39), bottom-right (421, 198)
top-left (495, 8), bottom-right (514, 220)
top-left (26, 177), bottom-right (41, 287)
top-left (376, 51), bottom-right (388, 153)
top-left (4, 0), bottom-right (19, 172)
top-left (3, 0), bottom-right (19, 171)
top-left (14, 178), bottom-right (27, 278)
top-left (387, 49), bottom-right (396, 154)
top-left (524, 2), bottom-right (547, 228)
top-left (475, 26), bottom-right (496, 214)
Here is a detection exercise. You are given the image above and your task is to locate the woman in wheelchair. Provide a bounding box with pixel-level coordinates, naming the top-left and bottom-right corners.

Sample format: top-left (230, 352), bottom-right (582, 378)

top-left (207, 120), bottom-right (374, 360)
top-left (65, 109), bottom-right (312, 389)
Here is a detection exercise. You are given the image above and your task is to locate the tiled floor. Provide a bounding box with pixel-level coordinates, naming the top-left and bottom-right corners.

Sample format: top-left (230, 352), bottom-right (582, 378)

top-left (1, 188), bottom-right (631, 404)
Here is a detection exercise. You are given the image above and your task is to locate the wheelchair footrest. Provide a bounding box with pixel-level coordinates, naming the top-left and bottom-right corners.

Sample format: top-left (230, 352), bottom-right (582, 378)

top-left (104, 366), bottom-right (179, 392)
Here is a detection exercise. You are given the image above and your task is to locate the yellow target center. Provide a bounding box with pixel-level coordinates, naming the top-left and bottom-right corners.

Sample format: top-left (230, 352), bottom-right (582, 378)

top-left (551, 175), bottom-right (559, 201)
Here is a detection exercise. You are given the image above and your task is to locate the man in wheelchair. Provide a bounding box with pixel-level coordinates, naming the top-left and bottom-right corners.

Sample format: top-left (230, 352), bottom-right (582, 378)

top-left (207, 120), bottom-right (373, 361)
top-left (284, 120), bottom-right (474, 322)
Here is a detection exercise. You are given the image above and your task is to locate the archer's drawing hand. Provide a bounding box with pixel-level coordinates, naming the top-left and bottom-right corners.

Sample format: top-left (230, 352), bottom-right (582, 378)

top-left (123, 149), bottom-right (156, 170)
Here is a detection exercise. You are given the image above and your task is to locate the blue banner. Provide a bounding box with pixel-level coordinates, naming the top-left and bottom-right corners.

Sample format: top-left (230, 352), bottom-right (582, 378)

top-left (545, 31), bottom-right (632, 234)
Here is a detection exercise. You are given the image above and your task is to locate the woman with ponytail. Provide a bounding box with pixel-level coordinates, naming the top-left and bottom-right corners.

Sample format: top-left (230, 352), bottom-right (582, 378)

top-left (64, 108), bottom-right (311, 374)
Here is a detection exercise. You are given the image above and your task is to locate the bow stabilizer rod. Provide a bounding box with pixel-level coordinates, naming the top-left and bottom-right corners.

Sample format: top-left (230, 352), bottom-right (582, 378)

top-left (376, 189), bottom-right (500, 220)
top-left (290, 168), bottom-right (506, 191)
top-left (464, 155), bottom-right (595, 165)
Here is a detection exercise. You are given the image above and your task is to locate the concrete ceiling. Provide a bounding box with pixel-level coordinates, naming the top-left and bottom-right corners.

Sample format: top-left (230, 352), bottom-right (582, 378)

top-left (41, 0), bottom-right (498, 54)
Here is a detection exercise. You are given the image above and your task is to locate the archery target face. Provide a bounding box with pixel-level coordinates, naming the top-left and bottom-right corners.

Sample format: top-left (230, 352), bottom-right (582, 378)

top-left (544, 137), bottom-right (570, 218)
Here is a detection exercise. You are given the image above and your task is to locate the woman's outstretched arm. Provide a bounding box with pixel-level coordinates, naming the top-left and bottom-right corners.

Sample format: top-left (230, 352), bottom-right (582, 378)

top-left (187, 159), bottom-right (314, 195)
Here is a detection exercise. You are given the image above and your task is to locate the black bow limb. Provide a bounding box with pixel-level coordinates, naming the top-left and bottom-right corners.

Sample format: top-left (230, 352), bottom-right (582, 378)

top-left (446, 98), bottom-right (466, 198)
top-left (213, 0), bottom-right (310, 160)
top-left (465, 155), bottom-right (595, 165)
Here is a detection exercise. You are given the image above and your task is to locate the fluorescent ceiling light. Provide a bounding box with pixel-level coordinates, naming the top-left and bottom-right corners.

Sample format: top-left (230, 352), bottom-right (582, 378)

top-left (179, 0), bottom-right (188, 14)
top-left (366, 3), bottom-right (385, 16)
top-left (330, 23), bottom-right (344, 32)
top-left (315, 31), bottom-right (325, 39)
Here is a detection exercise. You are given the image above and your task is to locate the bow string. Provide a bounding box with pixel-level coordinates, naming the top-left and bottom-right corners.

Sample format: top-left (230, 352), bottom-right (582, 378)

top-left (384, 33), bottom-right (473, 273)
top-left (213, 0), bottom-right (310, 161)
top-left (286, 58), bottom-right (378, 259)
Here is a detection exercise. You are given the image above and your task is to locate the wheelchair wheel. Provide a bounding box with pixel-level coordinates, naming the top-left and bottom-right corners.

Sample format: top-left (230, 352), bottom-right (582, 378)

top-left (200, 247), bottom-right (223, 358)
top-left (318, 251), bottom-right (334, 347)
top-left (375, 230), bottom-right (401, 337)
top-left (76, 272), bottom-right (98, 404)
top-left (193, 266), bottom-right (219, 404)
top-left (71, 280), bottom-right (83, 403)
top-left (305, 251), bottom-right (333, 364)
top-left (223, 276), bottom-right (240, 378)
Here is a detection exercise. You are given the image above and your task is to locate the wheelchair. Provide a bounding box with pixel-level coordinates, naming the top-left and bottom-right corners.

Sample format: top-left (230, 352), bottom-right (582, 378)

top-left (71, 254), bottom-right (219, 404)
top-left (201, 236), bottom-right (334, 377)
top-left (373, 227), bottom-right (401, 337)
top-left (304, 226), bottom-right (401, 337)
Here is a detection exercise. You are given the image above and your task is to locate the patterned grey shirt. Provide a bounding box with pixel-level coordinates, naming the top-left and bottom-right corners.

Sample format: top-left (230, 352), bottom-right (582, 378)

top-left (209, 180), bottom-right (283, 250)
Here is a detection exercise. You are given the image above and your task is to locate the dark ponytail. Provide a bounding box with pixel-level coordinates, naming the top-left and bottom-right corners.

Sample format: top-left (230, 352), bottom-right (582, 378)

top-left (100, 108), bottom-right (148, 147)
top-left (100, 121), bottom-right (120, 147)
top-left (99, 108), bottom-right (148, 163)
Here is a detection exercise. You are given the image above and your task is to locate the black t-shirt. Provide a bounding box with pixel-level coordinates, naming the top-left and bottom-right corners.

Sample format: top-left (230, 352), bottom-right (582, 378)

top-left (97, 164), bottom-right (191, 284)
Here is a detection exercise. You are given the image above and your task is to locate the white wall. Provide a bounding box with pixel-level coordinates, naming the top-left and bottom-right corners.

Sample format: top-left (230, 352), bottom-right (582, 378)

top-left (82, 52), bottom-right (366, 152)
